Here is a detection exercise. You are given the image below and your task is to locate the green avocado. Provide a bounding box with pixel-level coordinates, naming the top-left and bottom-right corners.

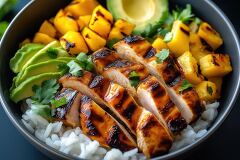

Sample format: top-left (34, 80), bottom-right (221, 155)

top-left (10, 43), bottom-right (44, 73)
top-left (22, 41), bottom-right (70, 70)
top-left (57, 57), bottom-right (76, 62)
top-left (10, 72), bottom-right (61, 103)
top-left (107, 0), bottom-right (168, 36)
top-left (15, 60), bottom-right (67, 86)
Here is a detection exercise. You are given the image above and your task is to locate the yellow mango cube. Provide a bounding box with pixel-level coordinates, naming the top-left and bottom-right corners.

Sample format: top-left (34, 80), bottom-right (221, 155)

top-left (152, 37), bottom-right (168, 52)
top-left (167, 20), bottom-right (190, 57)
top-left (82, 27), bottom-right (106, 51)
top-left (65, 0), bottom-right (99, 17)
top-left (80, 15), bottom-right (91, 25)
top-left (92, 5), bottom-right (113, 24)
top-left (177, 51), bottom-right (203, 85)
top-left (39, 20), bottom-right (57, 38)
top-left (189, 32), bottom-right (210, 62)
top-left (33, 33), bottom-right (56, 45)
top-left (195, 81), bottom-right (218, 102)
top-left (198, 22), bottom-right (223, 50)
top-left (89, 14), bottom-right (111, 39)
top-left (108, 27), bottom-right (124, 40)
top-left (60, 31), bottom-right (88, 54)
top-left (208, 77), bottom-right (223, 98)
top-left (199, 54), bottom-right (232, 77)
top-left (114, 19), bottom-right (135, 35)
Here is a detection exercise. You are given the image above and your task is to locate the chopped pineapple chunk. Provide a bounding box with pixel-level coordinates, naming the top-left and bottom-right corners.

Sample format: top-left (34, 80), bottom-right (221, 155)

top-left (189, 32), bottom-right (210, 62)
top-left (33, 33), bottom-right (56, 45)
top-left (208, 77), bottom-right (223, 98)
top-left (167, 20), bottom-right (190, 57)
top-left (108, 27), bottom-right (124, 40)
top-left (92, 5), bottom-right (113, 24)
top-left (65, 0), bottom-right (99, 17)
top-left (198, 22), bottom-right (223, 50)
top-left (39, 20), bottom-right (57, 38)
top-left (177, 51), bottom-right (203, 85)
top-left (195, 81), bottom-right (218, 102)
top-left (199, 54), bottom-right (232, 77)
top-left (54, 11), bottom-right (78, 35)
top-left (152, 37), bottom-right (168, 52)
top-left (80, 15), bottom-right (92, 25)
top-left (82, 27), bottom-right (106, 51)
top-left (89, 14), bottom-right (111, 39)
top-left (60, 31), bottom-right (88, 54)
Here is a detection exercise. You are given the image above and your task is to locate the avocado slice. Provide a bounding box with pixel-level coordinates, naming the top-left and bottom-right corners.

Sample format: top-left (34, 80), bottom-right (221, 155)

top-left (10, 43), bottom-right (44, 73)
top-left (107, 0), bottom-right (168, 36)
top-left (57, 57), bottom-right (76, 62)
top-left (15, 60), bottom-right (67, 86)
top-left (10, 72), bottom-right (61, 103)
top-left (22, 41), bottom-right (70, 70)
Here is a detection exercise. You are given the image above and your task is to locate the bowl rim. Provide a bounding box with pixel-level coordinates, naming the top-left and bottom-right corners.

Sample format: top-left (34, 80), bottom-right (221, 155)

top-left (0, 0), bottom-right (240, 160)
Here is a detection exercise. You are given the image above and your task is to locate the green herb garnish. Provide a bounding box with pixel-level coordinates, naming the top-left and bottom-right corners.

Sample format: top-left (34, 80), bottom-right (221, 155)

top-left (47, 47), bottom-right (58, 59)
top-left (58, 63), bottom-right (70, 75)
top-left (207, 85), bottom-right (213, 95)
top-left (163, 32), bottom-right (173, 43)
top-left (107, 38), bottom-right (120, 49)
top-left (179, 80), bottom-right (193, 93)
top-left (0, 21), bottom-right (8, 38)
top-left (129, 71), bottom-right (140, 88)
top-left (76, 52), bottom-right (94, 72)
top-left (30, 100), bottom-right (52, 118)
top-left (156, 49), bottom-right (170, 64)
top-left (67, 60), bottom-right (83, 77)
top-left (173, 4), bottom-right (194, 23)
top-left (51, 97), bottom-right (67, 108)
top-left (32, 79), bottom-right (60, 105)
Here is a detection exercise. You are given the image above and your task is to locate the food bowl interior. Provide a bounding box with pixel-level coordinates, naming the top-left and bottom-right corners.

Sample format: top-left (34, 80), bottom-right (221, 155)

top-left (0, 0), bottom-right (239, 159)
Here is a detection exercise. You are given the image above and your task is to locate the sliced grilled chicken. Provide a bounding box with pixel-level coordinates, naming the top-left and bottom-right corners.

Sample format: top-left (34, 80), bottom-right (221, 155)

top-left (59, 74), bottom-right (173, 157)
top-left (53, 88), bottom-right (81, 127)
top-left (137, 109), bottom-right (173, 158)
top-left (114, 36), bottom-right (203, 123)
top-left (137, 76), bottom-right (187, 133)
top-left (59, 72), bottom-right (142, 137)
top-left (93, 48), bottom-right (149, 97)
top-left (93, 48), bottom-right (186, 132)
top-left (80, 95), bottom-right (136, 151)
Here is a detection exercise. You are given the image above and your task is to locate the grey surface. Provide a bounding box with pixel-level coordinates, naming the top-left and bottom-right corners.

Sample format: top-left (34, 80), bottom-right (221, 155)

top-left (0, 0), bottom-right (240, 160)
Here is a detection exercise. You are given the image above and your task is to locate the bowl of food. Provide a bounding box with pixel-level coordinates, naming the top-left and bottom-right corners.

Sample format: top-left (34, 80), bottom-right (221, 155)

top-left (0, 0), bottom-right (239, 159)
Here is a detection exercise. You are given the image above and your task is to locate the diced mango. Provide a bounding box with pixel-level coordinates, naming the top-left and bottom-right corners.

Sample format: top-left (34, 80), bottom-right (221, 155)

top-left (199, 54), bottom-right (232, 77)
top-left (89, 14), bottom-right (111, 39)
top-left (65, 0), bottom-right (99, 17)
top-left (80, 15), bottom-right (91, 25)
top-left (60, 31), bottom-right (88, 54)
top-left (195, 81), bottom-right (218, 102)
top-left (92, 5), bottom-right (113, 24)
top-left (177, 51), bottom-right (203, 85)
top-left (82, 27), bottom-right (106, 51)
top-left (39, 20), bottom-right (57, 38)
top-left (167, 20), bottom-right (190, 57)
top-left (54, 11), bottom-right (78, 35)
top-left (33, 33), bottom-right (56, 45)
top-left (152, 37), bottom-right (168, 52)
top-left (114, 19), bottom-right (135, 35)
top-left (198, 22), bottom-right (223, 50)
top-left (189, 32), bottom-right (210, 62)
top-left (208, 77), bottom-right (223, 98)
top-left (108, 27), bottom-right (124, 40)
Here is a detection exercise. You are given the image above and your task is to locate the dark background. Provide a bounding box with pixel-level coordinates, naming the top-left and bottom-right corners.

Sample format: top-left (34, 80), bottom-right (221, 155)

top-left (0, 0), bottom-right (239, 159)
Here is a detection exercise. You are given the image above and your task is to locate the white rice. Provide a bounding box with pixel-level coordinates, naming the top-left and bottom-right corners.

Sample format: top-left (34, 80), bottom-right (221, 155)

top-left (21, 99), bottom-right (219, 159)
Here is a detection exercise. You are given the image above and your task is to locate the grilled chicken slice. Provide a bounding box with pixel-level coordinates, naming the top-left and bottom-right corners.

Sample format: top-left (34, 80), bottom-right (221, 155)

top-left (59, 72), bottom-right (142, 137)
top-left (137, 109), bottom-right (173, 158)
top-left (114, 36), bottom-right (203, 123)
top-left (93, 48), bottom-right (149, 97)
top-left (137, 76), bottom-right (187, 133)
top-left (52, 88), bottom-right (81, 127)
top-left (80, 95), bottom-right (136, 151)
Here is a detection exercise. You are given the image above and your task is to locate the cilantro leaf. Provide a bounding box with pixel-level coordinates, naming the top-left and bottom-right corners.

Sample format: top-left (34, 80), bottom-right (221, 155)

top-left (157, 28), bottom-right (170, 37)
top-left (207, 85), bottom-right (213, 95)
top-left (51, 97), bottom-right (67, 108)
top-left (67, 60), bottom-right (83, 77)
top-left (58, 63), bottom-right (70, 75)
top-left (76, 52), bottom-right (94, 72)
top-left (32, 79), bottom-right (60, 105)
top-left (179, 80), bottom-right (193, 93)
top-left (47, 47), bottom-right (58, 59)
top-left (0, 21), bottom-right (8, 38)
top-left (163, 32), bottom-right (173, 43)
top-left (156, 49), bottom-right (170, 64)
top-left (173, 4), bottom-right (194, 23)
top-left (107, 39), bottom-right (120, 49)
top-left (129, 71), bottom-right (140, 88)
top-left (27, 99), bottom-right (52, 119)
